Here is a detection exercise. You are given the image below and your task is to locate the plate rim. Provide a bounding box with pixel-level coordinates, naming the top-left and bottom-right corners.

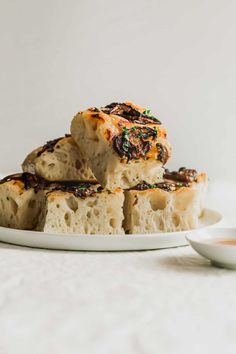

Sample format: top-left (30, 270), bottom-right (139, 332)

top-left (0, 208), bottom-right (222, 239)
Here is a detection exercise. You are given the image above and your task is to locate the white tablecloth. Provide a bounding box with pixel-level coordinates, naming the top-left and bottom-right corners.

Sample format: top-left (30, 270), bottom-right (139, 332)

top-left (0, 182), bottom-right (235, 354)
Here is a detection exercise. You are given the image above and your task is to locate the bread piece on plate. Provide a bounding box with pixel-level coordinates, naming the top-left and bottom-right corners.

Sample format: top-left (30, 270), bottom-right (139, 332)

top-left (22, 135), bottom-right (96, 182)
top-left (71, 102), bottom-right (171, 190)
top-left (0, 173), bottom-right (44, 230)
top-left (38, 181), bottom-right (124, 234)
top-left (124, 168), bottom-right (208, 234)
top-left (0, 173), bottom-right (124, 234)
top-left (163, 167), bottom-right (208, 216)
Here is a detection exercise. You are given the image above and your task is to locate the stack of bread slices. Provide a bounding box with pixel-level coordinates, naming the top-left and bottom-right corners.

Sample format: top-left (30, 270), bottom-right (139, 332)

top-left (0, 102), bottom-right (208, 234)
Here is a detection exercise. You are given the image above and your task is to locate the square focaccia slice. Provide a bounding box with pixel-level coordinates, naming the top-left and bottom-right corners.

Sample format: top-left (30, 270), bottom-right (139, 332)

top-left (71, 102), bottom-right (171, 190)
top-left (124, 168), bottom-right (208, 234)
top-left (38, 181), bottom-right (124, 235)
top-left (163, 167), bottom-right (208, 216)
top-left (22, 135), bottom-right (96, 182)
top-left (0, 173), bottom-right (44, 230)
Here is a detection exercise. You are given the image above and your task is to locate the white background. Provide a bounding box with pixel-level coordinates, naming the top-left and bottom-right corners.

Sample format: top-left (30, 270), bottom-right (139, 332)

top-left (0, 0), bottom-right (235, 181)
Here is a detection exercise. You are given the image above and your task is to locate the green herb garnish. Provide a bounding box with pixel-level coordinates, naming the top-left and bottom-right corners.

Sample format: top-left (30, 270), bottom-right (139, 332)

top-left (77, 184), bottom-right (89, 190)
top-left (143, 109), bottom-right (151, 115)
top-left (143, 108), bottom-right (160, 122)
top-left (122, 127), bottom-right (130, 152)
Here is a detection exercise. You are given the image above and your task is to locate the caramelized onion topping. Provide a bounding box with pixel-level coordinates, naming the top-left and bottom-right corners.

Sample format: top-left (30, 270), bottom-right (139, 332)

top-left (164, 167), bottom-right (197, 183)
top-left (156, 143), bottom-right (169, 164)
top-left (113, 126), bottom-right (158, 160)
top-left (46, 181), bottom-right (103, 199)
top-left (133, 180), bottom-right (189, 192)
top-left (101, 103), bottom-right (161, 125)
top-left (37, 134), bottom-right (71, 157)
top-left (0, 172), bottom-right (41, 191)
top-left (0, 173), bottom-right (103, 198)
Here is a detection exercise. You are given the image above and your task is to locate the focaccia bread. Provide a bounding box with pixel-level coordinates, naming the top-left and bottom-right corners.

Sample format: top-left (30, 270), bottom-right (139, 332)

top-left (124, 168), bottom-right (208, 234)
top-left (163, 167), bottom-right (208, 216)
top-left (0, 173), bottom-right (44, 230)
top-left (0, 173), bottom-right (124, 234)
top-left (38, 181), bottom-right (124, 234)
top-left (71, 102), bottom-right (171, 190)
top-left (22, 135), bottom-right (96, 182)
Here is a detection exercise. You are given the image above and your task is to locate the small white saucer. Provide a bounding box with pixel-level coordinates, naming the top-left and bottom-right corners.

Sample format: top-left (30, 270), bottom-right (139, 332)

top-left (186, 228), bottom-right (236, 269)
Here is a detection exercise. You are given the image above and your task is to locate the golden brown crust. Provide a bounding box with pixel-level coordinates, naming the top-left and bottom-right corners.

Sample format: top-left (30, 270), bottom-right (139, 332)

top-left (195, 172), bottom-right (208, 183)
top-left (78, 102), bottom-right (171, 163)
top-left (0, 172), bottom-right (40, 191)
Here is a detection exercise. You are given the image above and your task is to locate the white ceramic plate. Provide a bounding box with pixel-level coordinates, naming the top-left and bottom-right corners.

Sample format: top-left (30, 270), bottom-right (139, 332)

top-left (186, 228), bottom-right (236, 269)
top-left (0, 208), bottom-right (222, 251)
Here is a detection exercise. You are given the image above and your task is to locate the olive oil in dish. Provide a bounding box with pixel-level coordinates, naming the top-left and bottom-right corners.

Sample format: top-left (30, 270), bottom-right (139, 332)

top-left (214, 240), bottom-right (236, 246)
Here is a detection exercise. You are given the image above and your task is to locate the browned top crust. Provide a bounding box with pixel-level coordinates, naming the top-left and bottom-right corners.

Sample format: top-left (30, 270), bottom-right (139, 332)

top-left (101, 103), bottom-right (162, 125)
top-left (0, 172), bottom-right (41, 191)
top-left (131, 167), bottom-right (199, 192)
top-left (0, 173), bottom-right (103, 199)
top-left (46, 181), bottom-right (103, 199)
top-left (37, 134), bottom-right (71, 157)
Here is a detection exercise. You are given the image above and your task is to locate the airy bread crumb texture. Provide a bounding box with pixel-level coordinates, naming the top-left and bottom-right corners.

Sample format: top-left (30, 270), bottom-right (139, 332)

top-left (0, 172), bottom-right (207, 234)
top-left (0, 181), bottom-right (44, 230)
top-left (22, 136), bottom-right (96, 182)
top-left (40, 190), bottom-right (125, 235)
top-left (123, 185), bottom-right (205, 234)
